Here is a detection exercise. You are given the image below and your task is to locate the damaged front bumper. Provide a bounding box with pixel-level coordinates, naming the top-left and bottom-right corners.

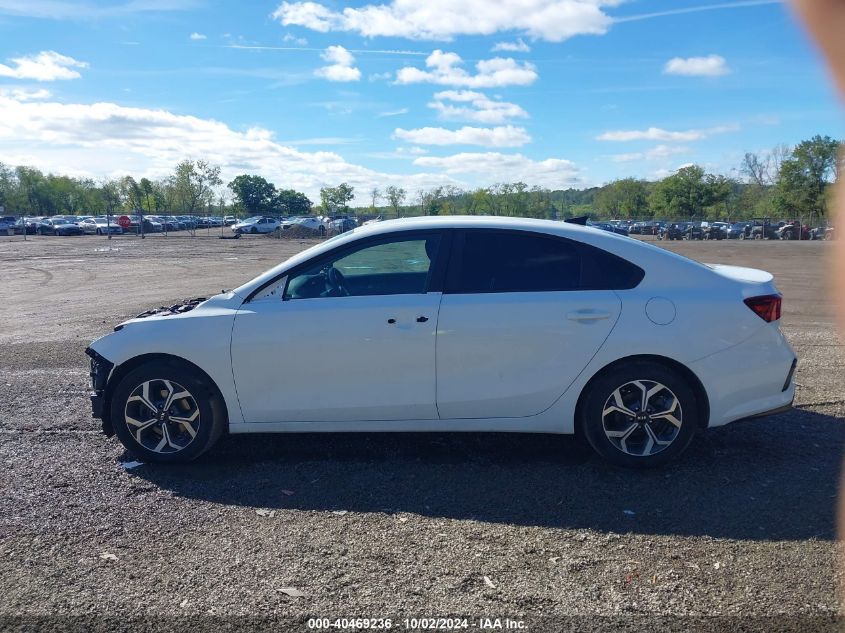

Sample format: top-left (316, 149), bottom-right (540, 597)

top-left (85, 347), bottom-right (114, 434)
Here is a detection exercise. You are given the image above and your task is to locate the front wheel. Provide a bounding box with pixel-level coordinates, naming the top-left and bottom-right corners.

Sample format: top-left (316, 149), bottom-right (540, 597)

top-left (110, 360), bottom-right (226, 463)
top-left (579, 361), bottom-right (698, 468)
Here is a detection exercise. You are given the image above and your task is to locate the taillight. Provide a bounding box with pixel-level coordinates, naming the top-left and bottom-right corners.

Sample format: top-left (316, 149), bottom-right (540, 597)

top-left (744, 294), bottom-right (782, 322)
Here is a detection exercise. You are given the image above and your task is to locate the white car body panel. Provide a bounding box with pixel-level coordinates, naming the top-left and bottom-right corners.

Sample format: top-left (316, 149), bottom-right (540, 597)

top-left (231, 292), bottom-right (441, 422)
top-left (88, 216), bottom-right (796, 437)
top-left (435, 290), bottom-right (621, 419)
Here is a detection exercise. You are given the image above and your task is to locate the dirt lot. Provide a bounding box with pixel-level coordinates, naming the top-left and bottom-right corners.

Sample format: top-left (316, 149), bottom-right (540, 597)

top-left (1, 233), bottom-right (844, 632)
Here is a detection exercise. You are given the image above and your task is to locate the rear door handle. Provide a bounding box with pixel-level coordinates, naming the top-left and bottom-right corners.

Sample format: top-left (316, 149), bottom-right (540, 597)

top-left (566, 310), bottom-right (611, 322)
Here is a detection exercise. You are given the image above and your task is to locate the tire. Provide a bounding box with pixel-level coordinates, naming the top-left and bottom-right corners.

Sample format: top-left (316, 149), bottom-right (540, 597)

top-left (250, 226), bottom-right (258, 234)
top-left (578, 360), bottom-right (698, 468)
top-left (110, 360), bottom-right (226, 463)
top-left (739, 233), bottom-right (745, 240)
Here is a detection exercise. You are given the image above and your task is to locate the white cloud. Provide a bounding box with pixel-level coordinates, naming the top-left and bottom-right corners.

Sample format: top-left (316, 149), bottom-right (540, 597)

top-left (0, 92), bottom-right (464, 199)
top-left (189, 32), bottom-right (207, 40)
top-left (395, 50), bottom-right (537, 88)
top-left (429, 90), bottom-right (528, 124)
top-left (369, 71), bottom-right (392, 81)
top-left (0, 51), bottom-right (88, 81)
top-left (282, 33), bottom-right (308, 45)
top-left (596, 124), bottom-right (739, 142)
top-left (272, 0), bottom-right (616, 42)
top-left (377, 107), bottom-right (409, 117)
top-left (491, 38), bottom-right (531, 53)
top-left (315, 45), bottom-right (361, 82)
top-left (610, 144), bottom-right (689, 162)
top-left (0, 86), bottom-right (51, 100)
top-left (413, 152), bottom-right (581, 188)
top-left (394, 125), bottom-right (531, 147)
top-left (663, 54), bottom-right (730, 77)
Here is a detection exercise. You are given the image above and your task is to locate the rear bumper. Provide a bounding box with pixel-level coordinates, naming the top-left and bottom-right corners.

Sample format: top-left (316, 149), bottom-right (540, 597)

top-left (690, 324), bottom-right (797, 428)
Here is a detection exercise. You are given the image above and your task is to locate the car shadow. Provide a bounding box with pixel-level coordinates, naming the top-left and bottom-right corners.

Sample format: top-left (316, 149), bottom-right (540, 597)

top-left (127, 407), bottom-right (845, 541)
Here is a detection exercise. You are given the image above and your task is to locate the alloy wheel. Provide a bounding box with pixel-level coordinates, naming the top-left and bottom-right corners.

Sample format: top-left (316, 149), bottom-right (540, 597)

top-left (601, 380), bottom-right (682, 457)
top-left (124, 379), bottom-right (201, 453)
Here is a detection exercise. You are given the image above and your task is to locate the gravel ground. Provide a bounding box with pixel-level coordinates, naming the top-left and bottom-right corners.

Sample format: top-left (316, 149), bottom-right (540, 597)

top-left (1, 233), bottom-right (843, 632)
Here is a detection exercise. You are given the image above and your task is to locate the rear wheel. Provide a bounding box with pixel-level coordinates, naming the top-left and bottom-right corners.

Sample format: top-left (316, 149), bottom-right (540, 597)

top-left (579, 361), bottom-right (698, 468)
top-left (110, 360), bottom-right (226, 463)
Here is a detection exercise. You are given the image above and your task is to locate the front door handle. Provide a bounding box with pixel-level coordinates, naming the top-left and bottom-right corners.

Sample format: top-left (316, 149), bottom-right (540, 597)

top-left (566, 310), bottom-right (611, 322)
top-left (416, 316), bottom-right (429, 323)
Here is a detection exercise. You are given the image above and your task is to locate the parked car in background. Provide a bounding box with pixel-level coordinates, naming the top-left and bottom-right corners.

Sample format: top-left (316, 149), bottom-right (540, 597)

top-left (79, 217), bottom-right (123, 235)
top-left (123, 216), bottom-right (163, 234)
top-left (683, 222), bottom-right (705, 240)
top-left (0, 215), bottom-right (16, 233)
top-left (13, 217), bottom-right (40, 234)
top-left (776, 220), bottom-right (811, 241)
top-left (726, 222), bottom-right (749, 239)
top-left (810, 224), bottom-right (833, 240)
top-left (589, 221), bottom-right (630, 236)
top-left (37, 218), bottom-right (84, 236)
top-left (281, 216), bottom-right (328, 235)
top-left (705, 222), bottom-right (728, 240)
top-left (223, 216), bottom-right (238, 226)
top-left (659, 222), bottom-right (687, 241)
top-left (749, 220), bottom-right (779, 240)
top-left (328, 217), bottom-right (357, 233)
top-left (232, 216), bottom-right (280, 234)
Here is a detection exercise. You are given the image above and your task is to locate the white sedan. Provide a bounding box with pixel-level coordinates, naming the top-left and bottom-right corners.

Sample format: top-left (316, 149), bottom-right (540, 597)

top-left (79, 217), bottom-right (123, 235)
top-left (86, 216), bottom-right (796, 467)
top-left (280, 216), bottom-right (327, 235)
top-left (231, 216), bottom-right (280, 234)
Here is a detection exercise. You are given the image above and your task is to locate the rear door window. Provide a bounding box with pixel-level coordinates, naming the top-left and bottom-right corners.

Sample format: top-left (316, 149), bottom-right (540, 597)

top-left (446, 229), bottom-right (644, 293)
top-left (448, 231), bottom-right (581, 293)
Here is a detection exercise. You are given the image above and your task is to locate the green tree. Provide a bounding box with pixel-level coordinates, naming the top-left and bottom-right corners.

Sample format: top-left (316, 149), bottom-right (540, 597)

top-left (369, 187), bottom-right (381, 212)
top-left (139, 178), bottom-right (156, 215)
top-left (173, 159), bottom-right (222, 231)
top-left (594, 178), bottom-right (650, 218)
top-left (649, 165), bottom-right (712, 219)
top-left (228, 174), bottom-right (278, 216)
top-left (773, 135), bottom-right (842, 221)
top-left (320, 183), bottom-right (355, 215)
top-left (384, 185), bottom-right (406, 217)
top-left (275, 189), bottom-right (312, 215)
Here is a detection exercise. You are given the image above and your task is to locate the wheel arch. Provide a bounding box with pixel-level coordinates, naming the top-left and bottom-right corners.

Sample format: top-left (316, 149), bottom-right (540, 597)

top-left (101, 352), bottom-right (227, 436)
top-left (574, 354), bottom-right (710, 434)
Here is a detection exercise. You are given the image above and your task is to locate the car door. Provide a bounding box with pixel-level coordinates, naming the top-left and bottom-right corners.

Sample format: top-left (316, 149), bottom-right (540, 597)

top-left (436, 229), bottom-right (624, 420)
top-left (231, 230), bottom-right (447, 423)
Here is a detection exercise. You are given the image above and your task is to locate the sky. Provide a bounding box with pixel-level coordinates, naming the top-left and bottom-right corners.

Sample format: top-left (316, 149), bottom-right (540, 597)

top-left (0, 0), bottom-right (842, 204)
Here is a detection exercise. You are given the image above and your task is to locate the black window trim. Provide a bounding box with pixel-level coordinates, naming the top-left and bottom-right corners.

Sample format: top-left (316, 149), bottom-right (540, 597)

top-left (245, 228), bottom-right (453, 303)
top-left (443, 228), bottom-right (644, 295)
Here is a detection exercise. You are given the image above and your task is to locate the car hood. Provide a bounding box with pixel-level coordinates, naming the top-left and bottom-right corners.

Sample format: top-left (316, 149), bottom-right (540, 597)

top-left (111, 291), bottom-right (245, 331)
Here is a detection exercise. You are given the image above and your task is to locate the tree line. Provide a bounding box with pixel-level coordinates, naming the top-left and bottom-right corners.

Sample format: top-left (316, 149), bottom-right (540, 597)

top-left (0, 135), bottom-right (840, 222)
